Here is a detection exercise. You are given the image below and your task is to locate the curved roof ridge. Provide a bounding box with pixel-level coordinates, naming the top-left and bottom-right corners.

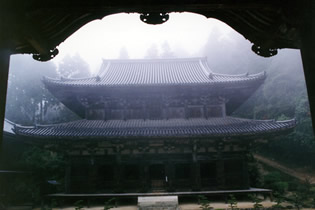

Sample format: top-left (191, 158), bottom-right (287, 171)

top-left (239, 117), bottom-right (296, 124)
top-left (43, 75), bottom-right (99, 83)
top-left (4, 118), bottom-right (16, 126)
top-left (276, 118), bottom-right (296, 123)
top-left (213, 71), bottom-right (266, 78)
top-left (101, 57), bottom-right (206, 63)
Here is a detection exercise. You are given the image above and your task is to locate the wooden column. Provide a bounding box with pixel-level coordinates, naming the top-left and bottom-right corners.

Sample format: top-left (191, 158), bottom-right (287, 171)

top-left (165, 161), bottom-right (174, 191)
top-left (88, 155), bottom-right (98, 193)
top-left (216, 160), bottom-right (225, 189)
top-left (140, 162), bottom-right (148, 192)
top-left (0, 47), bottom-right (10, 155)
top-left (241, 157), bottom-right (250, 189)
top-left (300, 0), bottom-right (315, 135)
top-left (191, 141), bottom-right (200, 190)
top-left (143, 164), bottom-right (150, 192)
top-left (65, 162), bottom-right (72, 193)
top-left (114, 145), bottom-right (123, 192)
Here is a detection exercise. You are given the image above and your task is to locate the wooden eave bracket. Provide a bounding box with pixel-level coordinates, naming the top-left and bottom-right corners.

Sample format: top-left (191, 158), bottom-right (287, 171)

top-left (21, 15), bottom-right (59, 61)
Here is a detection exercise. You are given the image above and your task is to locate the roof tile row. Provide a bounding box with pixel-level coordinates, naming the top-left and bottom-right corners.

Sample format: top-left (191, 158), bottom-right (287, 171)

top-left (43, 58), bottom-right (266, 87)
top-left (14, 117), bottom-right (296, 139)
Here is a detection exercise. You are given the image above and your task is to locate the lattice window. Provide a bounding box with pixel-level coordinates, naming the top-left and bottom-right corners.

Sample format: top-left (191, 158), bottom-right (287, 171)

top-left (110, 109), bottom-right (124, 119)
top-left (206, 106), bottom-right (223, 117)
top-left (187, 106), bottom-right (204, 118)
top-left (86, 108), bottom-right (105, 120)
top-left (168, 107), bottom-right (185, 119)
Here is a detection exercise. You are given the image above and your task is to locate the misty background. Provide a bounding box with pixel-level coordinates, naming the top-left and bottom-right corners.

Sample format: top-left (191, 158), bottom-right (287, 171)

top-left (4, 13), bottom-right (314, 171)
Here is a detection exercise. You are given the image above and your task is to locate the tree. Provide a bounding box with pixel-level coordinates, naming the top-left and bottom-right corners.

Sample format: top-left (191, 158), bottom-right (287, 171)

top-left (198, 195), bottom-right (213, 210)
top-left (58, 53), bottom-right (91, 78)
top-left (160, 41), bottom-right (175, 58)
top-left (118, 46), bottom-right (130, 59)
top-left (227, 194), bottom-right (238, 210)
top-left (6, 55), bottom-right (80, 125)
top-left (144, 44), bottom-right (159, 59)
top-left (18, 146), bottom-right (65, 204)
top-left (5, 55), bottom-right (58, 125)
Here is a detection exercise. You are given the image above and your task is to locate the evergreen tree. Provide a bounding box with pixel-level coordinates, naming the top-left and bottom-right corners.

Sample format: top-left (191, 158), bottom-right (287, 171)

top-left (118, 46), bottom-right (130, 59)
top-left (5, 55), bottom-right (58, 125)
top-left (58, 53), bottom-right (91, 78)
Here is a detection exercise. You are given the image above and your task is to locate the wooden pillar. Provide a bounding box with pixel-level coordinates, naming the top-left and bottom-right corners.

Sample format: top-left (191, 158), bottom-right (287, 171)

top-left (184, 100), bottom-right (189, 119)
top-left (192, 141), bottom-right (200, 190)
top-left (300, 0), bottom-right (315, 135)
top-left (114, 146), bottom-right (123, 192)
top-left (0, 47), bottom-right (11, 155)
top-left (165, 161), bottom-right (174, 191)
top-left (88, 155), bottom-right (98, 193)
top-left (241, 156), bottom-right (249, 189)
top-left (140, 163), bottom-right (148, 192)
top-left (143, 164), bottom-right (150, 192)
top-left (65, 162), bottom-right (71, 193)
top-left (142, 100), bottom-right (147, 120)
top-left (216, 160), bottom-right (225, 189)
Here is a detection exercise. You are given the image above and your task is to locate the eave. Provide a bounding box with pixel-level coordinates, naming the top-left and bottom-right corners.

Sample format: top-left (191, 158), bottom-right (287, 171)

top-left (0, 0), bottom-right (302, 60)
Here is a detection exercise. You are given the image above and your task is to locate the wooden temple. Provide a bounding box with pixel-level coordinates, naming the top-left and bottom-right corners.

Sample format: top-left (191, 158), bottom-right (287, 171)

top-left (12, 57), bottom-right (295, 193)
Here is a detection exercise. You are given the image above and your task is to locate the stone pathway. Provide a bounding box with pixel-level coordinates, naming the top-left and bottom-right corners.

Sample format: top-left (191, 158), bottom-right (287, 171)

top-left (254, 154), bottom-right (315, 184)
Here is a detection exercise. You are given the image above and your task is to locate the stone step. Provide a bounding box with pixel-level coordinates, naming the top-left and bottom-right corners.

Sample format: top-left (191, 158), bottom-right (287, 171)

top-left (138, 196), bottom-right (179, 210)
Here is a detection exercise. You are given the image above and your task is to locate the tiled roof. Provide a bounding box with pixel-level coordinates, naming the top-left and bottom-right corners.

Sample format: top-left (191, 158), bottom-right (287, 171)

top-left (43, 58), bottom-right (266, 87)
top-left (13, 117), bottom-right (295, 139)
top-left (3, 119), bottom-right (15, 134)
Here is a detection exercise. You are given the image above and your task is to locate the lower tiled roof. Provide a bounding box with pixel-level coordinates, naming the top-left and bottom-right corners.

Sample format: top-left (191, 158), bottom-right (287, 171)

top-left (13, 117), bottom-right (296, 139)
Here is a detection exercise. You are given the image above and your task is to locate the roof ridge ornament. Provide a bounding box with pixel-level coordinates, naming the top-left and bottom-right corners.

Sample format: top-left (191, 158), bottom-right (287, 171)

top-left (140, 12), bottom-right (169, 25)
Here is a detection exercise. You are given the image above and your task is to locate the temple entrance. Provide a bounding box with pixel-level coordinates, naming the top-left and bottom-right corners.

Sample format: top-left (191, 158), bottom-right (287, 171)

top-left (149, 164), bottom-right (166, 191)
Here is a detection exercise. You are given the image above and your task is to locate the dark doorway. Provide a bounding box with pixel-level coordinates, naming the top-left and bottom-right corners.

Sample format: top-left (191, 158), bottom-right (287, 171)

top-left (149, 164), bottom-right (165, 191)
top-left (224, 159), bottom-right (243, 188)
top-left (175, 163), bottom-right (191, 180)
top-left (200, 162), bottom-right (217, 188)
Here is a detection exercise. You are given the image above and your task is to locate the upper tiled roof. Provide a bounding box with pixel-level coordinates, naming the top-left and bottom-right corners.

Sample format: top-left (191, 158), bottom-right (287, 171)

top-left (43, 57), bottom-right (266, 87)
top-left (13, 117), bottom-right (295, 139)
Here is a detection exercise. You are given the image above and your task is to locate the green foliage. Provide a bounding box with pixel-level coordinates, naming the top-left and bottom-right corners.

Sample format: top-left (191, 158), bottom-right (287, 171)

top-left (248, 194), bottom-right (263, 209)
top-left (272, 192), bottom-right (285, 209)
top-left (74, 200), bottom-right (84, 210)
top-left (104, 198), bottom-right (116, 210)
top-left (20, 146), bottom-right (65, 203)
top-left (263, 172), bottom-right (288, 194)
top-left (288, 192), bottom-right (303, 210)
top-left (227, 194), bottom-right (238, 210)
top-left (247, 153), bottom-right (263, 187)
top-left (310, 196), bottom-right (315, 208)
top-left (198, 195), bottom-right (213, 210)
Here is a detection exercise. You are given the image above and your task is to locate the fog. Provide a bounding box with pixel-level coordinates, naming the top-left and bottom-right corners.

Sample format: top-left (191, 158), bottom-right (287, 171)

top-left (53, 12), bottom-right (234, 74)
top-left (3, 12), bottom-right (315, 204)
top-left (5, 12), bottom-right (313, 167)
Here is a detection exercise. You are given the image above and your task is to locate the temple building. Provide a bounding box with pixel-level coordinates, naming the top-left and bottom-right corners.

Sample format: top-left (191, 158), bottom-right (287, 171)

top-left (12, 57), bottom-right (295, 193)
